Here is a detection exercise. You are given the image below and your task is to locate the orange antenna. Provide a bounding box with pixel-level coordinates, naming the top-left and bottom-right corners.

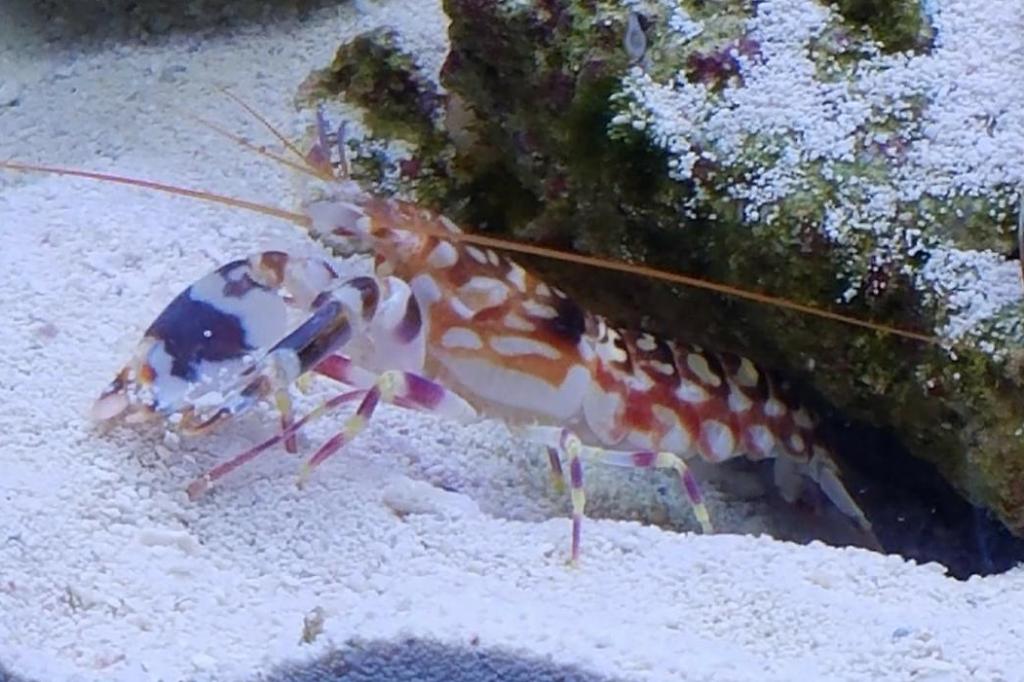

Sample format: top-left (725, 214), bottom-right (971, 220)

top-left (1, 160), bottom-right (311, 226)
top-left (380, 224), bottom-right (937, 343)
top-left (0, 159), bottom-right (937, 345)
top-left (217, 86), bottom-right (321, 175)
top-left (184, 111), bottom-right (326, 181)
top-left (206, 93), bottom-right (937, 345)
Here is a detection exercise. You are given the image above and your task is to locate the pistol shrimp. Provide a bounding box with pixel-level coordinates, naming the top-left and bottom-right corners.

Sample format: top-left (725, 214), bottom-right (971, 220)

top-left (4, 110), bottom-right (891, 561)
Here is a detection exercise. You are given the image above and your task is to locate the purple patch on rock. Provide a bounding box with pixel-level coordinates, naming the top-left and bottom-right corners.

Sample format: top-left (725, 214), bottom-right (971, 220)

top-left (686, 37), bottom-right (762, 91)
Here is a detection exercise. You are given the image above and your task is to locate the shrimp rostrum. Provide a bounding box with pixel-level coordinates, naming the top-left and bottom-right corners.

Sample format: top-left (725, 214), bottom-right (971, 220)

top-left (85, 114), bottom-right (875, 562)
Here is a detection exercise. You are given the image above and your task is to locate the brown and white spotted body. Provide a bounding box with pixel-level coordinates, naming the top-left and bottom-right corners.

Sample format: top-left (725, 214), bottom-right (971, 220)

top-left (298, 162), bottom-right (873, 557)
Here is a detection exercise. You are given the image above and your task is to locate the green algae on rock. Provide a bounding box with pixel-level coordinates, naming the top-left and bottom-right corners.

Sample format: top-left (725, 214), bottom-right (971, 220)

top-left (831, 0), bottom-right (934, 54)
top-left (295, 26), bottom-right (459, 203)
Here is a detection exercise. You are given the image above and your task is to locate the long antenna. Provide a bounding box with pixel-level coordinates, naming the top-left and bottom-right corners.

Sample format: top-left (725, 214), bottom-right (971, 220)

top-left (404, 226), bottom-right (938, 343)
top-left (183, 111), bottom-right (324, 180)
top-left (216, 92), bottom-right (939, 344)
top-left (2, 158), bottom-right (936, 343)
top-left (217, 85), bottom-right (323, 177)
top-left (3, 86), bottom-right (941, 349)
top-left (1, 161), bottom-right (311, 226)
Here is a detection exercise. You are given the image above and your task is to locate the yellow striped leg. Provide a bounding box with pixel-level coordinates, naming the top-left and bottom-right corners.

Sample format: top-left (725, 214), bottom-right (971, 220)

top-left (297, 369), bottom-right (477, 487)
top-left (186, 388), bottom-right (368, 499)
top-left (518, 426), bottom-right (712, 564)
top-left (275, 390), bottom-right (299, 454)
top-left (586, 448), bottom-right (713, 534)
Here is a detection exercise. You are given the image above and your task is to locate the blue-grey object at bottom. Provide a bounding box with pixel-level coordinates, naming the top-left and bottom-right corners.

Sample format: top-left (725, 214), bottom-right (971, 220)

top-left (267, 639), bottom-right (621, 682)
top-left (0, 664), bottom-right (22, 682)
top-left (1, 639), bottom-right (623, 682)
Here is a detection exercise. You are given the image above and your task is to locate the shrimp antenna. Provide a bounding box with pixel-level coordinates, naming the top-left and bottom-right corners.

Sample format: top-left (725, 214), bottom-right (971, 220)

top-left (3, 156), bottom-right (936, 344)
top-left (217, 86), bottom-right (322, 175)
top-left (0, 160), bottom-right (312, 226)
top-left (401, 226), bottom-right (938, 343)
top-left (1, 97), bottom-right (939, 347)
top-left (207, 93), bottom-right (938, 345)
top-left (183, 110), bottom-right (327, 181)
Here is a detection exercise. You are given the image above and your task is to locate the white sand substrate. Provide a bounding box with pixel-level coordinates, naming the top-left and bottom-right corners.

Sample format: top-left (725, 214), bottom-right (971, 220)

top-left (1, 1), bottom-right (1022, 680)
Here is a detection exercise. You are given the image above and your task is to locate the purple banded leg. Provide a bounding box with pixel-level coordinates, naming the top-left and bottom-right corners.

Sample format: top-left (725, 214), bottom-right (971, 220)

top-left (313, 354), bottom-right (378, 389)
top-left (518, 425), bottom-right (713, 562)
top-left (514, 426), bottom-right (589, 563)
top-left (546, 447), bottom-right (566, 494)
top-left (587, 449), bottom-right (713, 534)
top-left (561, 432), bottom-right (587, 566)
top-left (276, 352), bottom-right (378, 455)
top-left (296, 370), bottom-right (476, 486)
top-left (186, 389), bottom-right (368, 499)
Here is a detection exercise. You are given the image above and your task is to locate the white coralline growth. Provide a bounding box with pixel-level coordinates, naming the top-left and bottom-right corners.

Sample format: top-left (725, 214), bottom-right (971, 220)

top-left (609, 0), bottom-right (1024, 350)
